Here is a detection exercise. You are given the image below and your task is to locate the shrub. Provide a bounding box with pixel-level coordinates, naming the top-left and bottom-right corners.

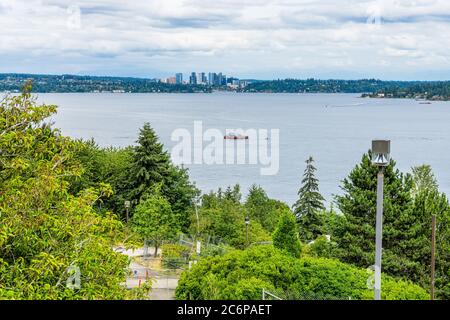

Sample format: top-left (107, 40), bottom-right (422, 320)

top-left (175, 246), bottom-right (428, 300)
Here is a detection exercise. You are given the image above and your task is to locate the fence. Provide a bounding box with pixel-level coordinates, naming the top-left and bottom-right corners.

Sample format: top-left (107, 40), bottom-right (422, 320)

top-left (262, 288), bottom-right (354, 300)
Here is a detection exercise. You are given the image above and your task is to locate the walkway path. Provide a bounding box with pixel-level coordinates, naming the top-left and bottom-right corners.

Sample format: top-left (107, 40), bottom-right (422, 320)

top-left (116, 246), bottom-right (180, 300)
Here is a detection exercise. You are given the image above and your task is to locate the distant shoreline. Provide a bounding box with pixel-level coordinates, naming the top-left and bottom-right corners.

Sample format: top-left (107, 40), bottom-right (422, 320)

top-left (2, 73), bottom-right (450, 100)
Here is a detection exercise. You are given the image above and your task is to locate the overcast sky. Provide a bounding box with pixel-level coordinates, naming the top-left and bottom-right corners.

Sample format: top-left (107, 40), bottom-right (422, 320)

top-left (1, 0), bottom-right (450, 80)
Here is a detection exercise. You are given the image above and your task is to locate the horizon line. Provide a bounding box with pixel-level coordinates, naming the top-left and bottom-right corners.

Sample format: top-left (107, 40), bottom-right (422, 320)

top-left (1, 72), bottom-right (450, 83)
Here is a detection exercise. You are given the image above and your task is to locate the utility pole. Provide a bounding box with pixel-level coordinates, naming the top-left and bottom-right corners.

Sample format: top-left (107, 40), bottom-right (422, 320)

top-left (194, 200), bottom-right (200, 237)
top-left (245, 216), bottom-right (250, 247)
top-left (371, 140), bottom-right (390, 301)
top-left (124, 200), bottom-right (130, 223)
top-left (431, 215), bottom-right (436, 300)
top-left (374, 167), bottom-right (384, 300)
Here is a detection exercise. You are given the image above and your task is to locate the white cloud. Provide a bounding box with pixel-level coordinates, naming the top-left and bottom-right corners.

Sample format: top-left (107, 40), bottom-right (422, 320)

top-left (1, 0), bottom-right (450, 79)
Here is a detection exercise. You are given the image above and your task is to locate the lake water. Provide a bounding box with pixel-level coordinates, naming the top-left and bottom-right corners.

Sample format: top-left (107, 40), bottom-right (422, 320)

top-left (36, 92), bottom-right (450, 206)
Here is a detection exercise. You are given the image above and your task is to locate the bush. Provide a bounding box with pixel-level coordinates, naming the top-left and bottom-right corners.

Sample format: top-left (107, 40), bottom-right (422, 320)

top-left (175, 246), bottom-right (428, 300)
top-left (272, 211), bottom-right (302, 258)
top-left (305, 235), bottom-right (336, 259)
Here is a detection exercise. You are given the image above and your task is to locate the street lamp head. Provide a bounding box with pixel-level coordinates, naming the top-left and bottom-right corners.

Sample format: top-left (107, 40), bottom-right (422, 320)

top-left (371, 140), bottom-right (390, 167)
top-left (245, 216), bottom-right (250, 225)
top-left (124, 200), bottom-right (131, 209)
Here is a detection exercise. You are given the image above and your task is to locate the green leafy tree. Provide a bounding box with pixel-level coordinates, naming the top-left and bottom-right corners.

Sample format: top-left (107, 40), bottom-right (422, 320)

top-left (68, 140), bottom-right (134, 217)
top-left (190, 187), bottom-right (270, 248)
top-left (411, 164), bottom-right (439, 197)
top-left (162, 165), bottom-right (199, 231)
top-left (293, 156), bottom-right (325, 241)
top-left (272, 210), bottom-right (302, 258)
top-left (306, 235), bottom-right (336, 259)
top-left (412, 189), bottom-right (450, 298)
top-left (131, 187), bottom-right (180, 257)
top-left (245, 184), bottom-right (286, 232)
top-left (0, 84), bottom-right (149, 299)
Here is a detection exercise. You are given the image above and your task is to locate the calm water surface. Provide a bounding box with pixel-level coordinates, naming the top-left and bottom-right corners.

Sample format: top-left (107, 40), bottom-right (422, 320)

top-left (37, 92), bottom-right (450, 206)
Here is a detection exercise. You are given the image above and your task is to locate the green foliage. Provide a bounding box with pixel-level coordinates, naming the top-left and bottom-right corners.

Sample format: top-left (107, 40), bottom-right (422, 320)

top-left (191, 187), bottom-right (271, 249)
top-left (412, 189), bottom-right (450, 299)
top-left (71, 122), bottom-right (198, 229)
top-left (272, 210), bottom-right (302, 258)
top-left (333, 153), bottom-right (450, 299)
top-left (411, 164), bottom-right (439, 196)
top-left (243, 78), bottom-right (450, 100)
top-left (306, 235), bottom-right (336, 259)
top-left (0, 73), bottom-right (213, 93)
top-left (0, 84), bottom-right (148, 299)
top-left (131, 187), bottom-right (180, 257)
top-left (128, 123), bottom-right (171, 201)
top-left (161, 244), bottom-right (189, 269)
top-left (245, 184), bottom-right (286, 232)
top-left (293, 156), bottom-right (325, 241)
top-left (68, 140), bottom-right (134, 216)
top-left (333, 153), bottom-right (415, 270)
top-left (175, 246), bottom-right (428, 300)
top-left (126, 123), bottom-right (198, 230)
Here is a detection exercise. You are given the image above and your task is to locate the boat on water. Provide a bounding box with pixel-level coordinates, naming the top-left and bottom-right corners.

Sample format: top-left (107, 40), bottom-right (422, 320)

top-left (419, 102), bottom-right (432, 104)
top-left (224, 133), bottom-right (249, 140)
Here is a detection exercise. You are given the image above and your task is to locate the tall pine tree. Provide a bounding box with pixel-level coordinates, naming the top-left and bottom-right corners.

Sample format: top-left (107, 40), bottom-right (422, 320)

top-left (293, 156), bottom-right (325, 242)
top-left (126, 123), bottom-right (198, 229)
top-left (128, 123), bottom-right (171, 202)
top-left (333, 153), bottom-right (450, 299)
top-left (333, 153), bottom-right (417, 279)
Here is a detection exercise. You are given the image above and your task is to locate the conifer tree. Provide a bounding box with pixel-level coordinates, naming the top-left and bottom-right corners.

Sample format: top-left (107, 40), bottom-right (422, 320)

top-left (293, 156), bottom-right (325, 241)
top-left (128, 122), bottom-right (171, 202)
top-left (126, 123), bottom-right (198, 228)
top-left (334, 154), bottom-right (450, 299)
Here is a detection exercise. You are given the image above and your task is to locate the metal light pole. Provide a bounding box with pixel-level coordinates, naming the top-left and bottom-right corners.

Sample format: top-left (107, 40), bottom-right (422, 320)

top-left (124, 200), bottom-right (131, 223)
top-left (431, 215), bottom-right (436, 300)
top-left (371, 140), bottom-right (390, 300)
top-left (245, 216), bottom-right (250, 247)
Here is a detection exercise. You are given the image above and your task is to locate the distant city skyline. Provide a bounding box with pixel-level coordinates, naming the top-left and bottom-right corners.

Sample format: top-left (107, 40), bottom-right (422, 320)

top-left (2, 1), bottom-right (450, 80)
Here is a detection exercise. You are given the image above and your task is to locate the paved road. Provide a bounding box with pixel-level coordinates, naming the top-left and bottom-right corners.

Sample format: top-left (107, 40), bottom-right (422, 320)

top-left (119, 247), bottom-right (179, 300)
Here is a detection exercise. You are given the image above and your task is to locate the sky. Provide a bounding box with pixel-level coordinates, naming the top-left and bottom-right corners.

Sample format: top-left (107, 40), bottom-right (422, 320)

top-left (1, 0), bottom-right (450, 80)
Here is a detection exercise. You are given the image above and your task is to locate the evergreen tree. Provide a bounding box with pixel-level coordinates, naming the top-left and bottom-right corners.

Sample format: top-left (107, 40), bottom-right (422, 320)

top-left (224, 184), bottom-right (242, 204)
top-left (126, 123), bottom-right (198, 227)
top-left (293, 156), bottom-right (325, 241)
top-left (128, 123), bottom-right (171, 203)
top-left (334, 155), bottom-right (450, 299)
top-left (333, 153), bottom-right (417, 276)
top-left (272, 210), bottom-right (302, 258)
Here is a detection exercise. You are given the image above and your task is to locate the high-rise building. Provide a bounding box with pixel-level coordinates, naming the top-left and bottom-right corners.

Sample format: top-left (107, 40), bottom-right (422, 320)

top-left (217, 73), bottom-right (227, 86)
top-left (175, 73), bottom-right (183, 84)
top-left (208, 72), bottom-right (215, 85)
top-left (196, 72), bottom-right (206, 85)
top-left (189, 72), bottom-right (197, 85)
